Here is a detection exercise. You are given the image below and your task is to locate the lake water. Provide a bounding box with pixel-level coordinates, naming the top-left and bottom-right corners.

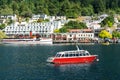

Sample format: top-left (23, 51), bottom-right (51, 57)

top-left (0, 43), bottom-right (120, 80)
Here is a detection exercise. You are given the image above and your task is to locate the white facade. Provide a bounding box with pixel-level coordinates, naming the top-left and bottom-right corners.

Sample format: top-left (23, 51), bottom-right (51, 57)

top-left (85, 14), bottom-right (108, 29)
top-left (75, 33), bottom-right (94, 39)
top-left (67, 33), bottom-right (94, 41)
top-left (48, 16), bottom-right (66, 22)
top-left (32, 14), bottom-right (66, 22)
top-left (32, 14), bottom-right (48, 21)
top-left (0, 14), bottom-right (17, 21)
top-left (4, 21), bottom-right (62, 35)
top-left (87, 23), bottom-right (101, 29)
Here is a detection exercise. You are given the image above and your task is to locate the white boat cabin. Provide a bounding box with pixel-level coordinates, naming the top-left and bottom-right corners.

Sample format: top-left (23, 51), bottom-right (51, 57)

top-left (55, 50), bottom-right (90, 58)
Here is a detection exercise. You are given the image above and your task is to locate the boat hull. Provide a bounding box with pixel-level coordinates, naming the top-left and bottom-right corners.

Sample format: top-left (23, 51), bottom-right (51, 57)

top-left (52, 55), bottom-right (97, 64)
top-left (2, 38), bottom-right (53, 45)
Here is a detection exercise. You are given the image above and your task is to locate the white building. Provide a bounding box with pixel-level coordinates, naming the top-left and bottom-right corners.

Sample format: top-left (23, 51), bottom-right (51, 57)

top-left (0, 14), bottom-right (17, 21)
top-left (66, 29), bottom-right (94, 41)
top-left (87, 23), bottom-right (101, 29)
top-left (32, 14), bottom-right (66, 22)
top-left (84, 14), bottom-right (108, 29)
top-left (66, 33), bottom-right (94, 41)
top-left (4, 21), bottom-right (62, 35)
top-left (31, 14), bottom-right (48, 22)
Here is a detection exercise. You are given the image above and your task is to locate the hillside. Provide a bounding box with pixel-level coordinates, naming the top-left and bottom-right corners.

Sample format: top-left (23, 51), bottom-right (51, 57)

top-left (0, 0), bottom-right (120, 18)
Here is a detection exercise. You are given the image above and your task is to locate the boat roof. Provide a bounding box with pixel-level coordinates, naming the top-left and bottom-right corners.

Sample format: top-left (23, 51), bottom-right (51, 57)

top-left (57, 50), bottom-right (89, 54)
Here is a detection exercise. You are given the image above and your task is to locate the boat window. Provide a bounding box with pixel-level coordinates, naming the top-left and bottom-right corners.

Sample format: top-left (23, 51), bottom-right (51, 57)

top-left (55, 54), bottom-right (61, 57)
top-left (55, 54), bottom-right (58, 57)
top-left (61, 54), bottom-right (64, 57)
top-left (76, 52), bottom-right (79, 56)
top-left (73, 54), bottom-right (76, 57)
top-left (86, 53), bottom-right (90, 56)
top-left (83, 53), bottom-right (86, 56)
top-left (65, 53), bottom-right (69, 57)
top-left (79, 53), bottom-right (82, 56)
top-left (69, 54), bottom-right (72, 57)
top-left (76, 53), bottom-right (79, 56)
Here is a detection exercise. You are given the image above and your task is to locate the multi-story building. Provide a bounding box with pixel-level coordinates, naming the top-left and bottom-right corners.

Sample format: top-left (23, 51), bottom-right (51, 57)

top-left (67, 29), bottom-right (94, 42)
top-left (4, 20), bottom-right (64, 38)
top-left (53, 29), bottom-right (94, 43)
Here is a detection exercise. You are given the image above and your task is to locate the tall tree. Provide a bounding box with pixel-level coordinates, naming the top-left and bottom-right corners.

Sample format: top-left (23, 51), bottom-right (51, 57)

top-left (0, 0), bottom-right (7, 6)
top-left (12, 1), bottom-right (19, 14)
top-left (0, 6), bottom-right (13, 15)
top-left (80, 0), bottom-right (92, 7)
top-left (0, 31), bottom-right (7, 39)
top-left (60, 0), bottom-right (71, 16)
top-left (111, 0), bottom-right (118, 9)
top-left (93, 0), bottom-right (105, 13)
top-left (0, 0), bottom-right (119, 17)
top-left (81, 5), bottom-right (94, 16)
top-left (101, 15), bottom-right (114, 27)
top-left (48, 2), bottom-right (58, 15)
top-left (99, 30), bottom-right (112, 39)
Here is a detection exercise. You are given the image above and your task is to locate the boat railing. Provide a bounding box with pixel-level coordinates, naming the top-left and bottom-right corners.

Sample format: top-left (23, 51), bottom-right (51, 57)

top-left (55, 50), bottom-right (91, 58)
top-left (76, 45), bottom-right (80, 51)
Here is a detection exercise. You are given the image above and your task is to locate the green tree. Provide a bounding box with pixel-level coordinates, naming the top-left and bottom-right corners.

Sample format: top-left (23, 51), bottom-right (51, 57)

top-left (112, 31), bottom-right (120, 38)
top-left (93, 0), bottom-right (105, 13)
top-left (0, 31), bottom-right (7, 39)
top-left (25, 17), bottom-right (30, 23)
top-left (7, 19), bottom-right (14, 25)
top-left (66, 2), bottom-right (81, 18)
top-left (107, 9), bottom-right (115, 15)
top-left (19, 1), bottom-right (32, 17)
top-left (101, 15), bottom-right (114, 27)
top-left (21, 10), bottom-right (32, 18)
top-left (0, 0), bottom-right (120, 18)
top-left (0, 5), bottom-right (13, 15)
top-left (80, 0), bottom-right (92, 7)
top-left (37, 19), bottom-right (43, 23)
top-left (64, 21), bottom-right (87, 29)
top-left (59, 21), bottom-right (87, 33)
top-left (81, 6), bottom-right (94, 16)
top-left (59, 27), bottom-right (68, 33)
top-left (111, 0), bottom-right (118, 9)
top-left (54, 29), bottom-right (60, 33)
top-left (60, 0), bottom-right (71, 16)
top-left (48, 2), bottom-right (58, 16)
top-left (0, 24), bottom-right (6, 30)
top-left (99, 30), bottom-right (112, 39)
top-left (12, 1), bottom-right (19, 14)
top-left (0, 0), bottom-right (7, 6)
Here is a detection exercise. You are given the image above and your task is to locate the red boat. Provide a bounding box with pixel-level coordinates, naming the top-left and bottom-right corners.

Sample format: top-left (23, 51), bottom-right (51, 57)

top-left (47, 45), bottom-right (98, 64)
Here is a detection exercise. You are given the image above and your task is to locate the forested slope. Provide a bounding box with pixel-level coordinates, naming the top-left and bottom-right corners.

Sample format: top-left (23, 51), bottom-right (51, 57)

top-left (0, 0), bottom-right (120, 18)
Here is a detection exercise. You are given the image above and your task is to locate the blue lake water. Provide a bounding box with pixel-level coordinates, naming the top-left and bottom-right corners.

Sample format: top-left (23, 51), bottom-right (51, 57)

top-left (0, 44), bottom-right (120, 80)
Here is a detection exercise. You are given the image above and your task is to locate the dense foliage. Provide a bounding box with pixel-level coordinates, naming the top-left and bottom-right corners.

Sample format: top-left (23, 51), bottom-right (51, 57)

top-left (99, 30), bottom-right (112, 39)
top-left (58, 21), bottom-right (87, 33)
top-left (64, 21), bottom-right (87, 29)
top-left (0, 31), bottom-right (7, 39)
top-left (112, 31), bottom-right (120, 38)
top-left (1, 0), bottom-right (120, 18)
top-left (101, 16), bottom-right (114, 27)
top-left (0, 24), bottom-right (6, 29)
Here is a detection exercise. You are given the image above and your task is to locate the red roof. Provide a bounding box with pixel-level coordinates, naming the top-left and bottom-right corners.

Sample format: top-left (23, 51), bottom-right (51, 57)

top-left (68, 29), bottom-right (93, 33)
